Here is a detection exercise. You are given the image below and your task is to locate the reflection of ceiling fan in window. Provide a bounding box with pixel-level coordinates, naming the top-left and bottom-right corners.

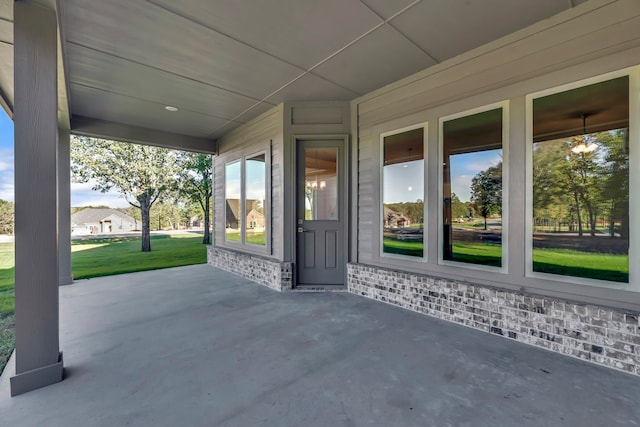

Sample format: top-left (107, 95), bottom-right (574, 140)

top-left (533, 76), bottom-right (629, 143)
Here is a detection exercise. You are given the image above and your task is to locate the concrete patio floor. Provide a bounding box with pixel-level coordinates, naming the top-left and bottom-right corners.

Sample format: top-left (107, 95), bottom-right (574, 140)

top-left (1, 265), bottom-right (639, 426)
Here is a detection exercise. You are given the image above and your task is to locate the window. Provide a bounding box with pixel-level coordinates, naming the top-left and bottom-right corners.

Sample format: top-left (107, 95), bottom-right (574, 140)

top-left (442, 107), bottom-right (504, 267)
top-left (225, 161), bottom-right (241, 242)
top-left (245, 154), bottom-right (266, 246)
top-left (225, 152), bottom-right (268, 248)
top-left (382, 126), bottom-right (425, 258)
top-left (531, 76), bottom-right (629, 283)
top-left (304, 148), bottom-right (338, 221)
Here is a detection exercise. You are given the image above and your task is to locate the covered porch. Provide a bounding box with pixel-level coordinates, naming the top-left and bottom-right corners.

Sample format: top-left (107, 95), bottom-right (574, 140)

top-left (2, 0), bottom-right (640, 398)
top-left (1, 264), bottom-right (639, 425)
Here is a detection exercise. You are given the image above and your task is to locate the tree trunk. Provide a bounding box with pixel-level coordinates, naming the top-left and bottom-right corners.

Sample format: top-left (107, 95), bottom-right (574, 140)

top-left (203, 194), bottom-right (211, 244)
top-left (608, 200), bottom-right (616, 237)
top-left (587, 203), bottom-right (596, 236)
top-left (573, 192), bottom-right (583, 237)
top-left (483, 215), bottom-right (487, 230)
top-left (141, 201), bottom-right (152, 252)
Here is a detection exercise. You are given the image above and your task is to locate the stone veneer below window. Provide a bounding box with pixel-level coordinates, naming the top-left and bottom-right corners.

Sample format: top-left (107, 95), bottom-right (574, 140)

top-left (207, 246), bottom-right (292, 291)
top-left (347, 263), bottom-right (640, 376)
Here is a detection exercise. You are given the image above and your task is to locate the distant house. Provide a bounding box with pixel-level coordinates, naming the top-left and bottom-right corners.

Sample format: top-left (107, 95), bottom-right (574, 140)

top-left (225, 200), bottom-right (240, 229)
top-left (71, 208), bottom-right (137, 235)
top-left (226, 200), bottom-right (264, 229)
top-left (383, 206), bottom-right (410, 228)
top-left (246, 209), bottom-right (265, 229)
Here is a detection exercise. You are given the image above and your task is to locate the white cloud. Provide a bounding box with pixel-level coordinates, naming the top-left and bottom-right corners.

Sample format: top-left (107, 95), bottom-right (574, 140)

top-left (70, 181), bottom-right (99, 192)
top-left (72, 194), bottom-right (130, 208)
top-left (0, 148), bottom-right (13, 172)
top-left (0, 181), bottom-right (14, 202)
top-left (451, 175), bottom-right (472, 202)
top-left (71, 178), bottom-right (131, 207)
top-left (0, 160), bottom-right (12, 172)
top-left (464, 157), bottom-right (502, 174)
top-left (0, 148), bottom-right (14, 201)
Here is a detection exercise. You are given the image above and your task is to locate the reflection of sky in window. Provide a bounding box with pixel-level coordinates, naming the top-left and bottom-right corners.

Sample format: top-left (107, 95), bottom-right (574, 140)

top-left (450, 149), bottom-right (501, 202)
top-left (225, 162), bottom-right (241, 198)
top-left (0, 111), bottom-right (14, 202)
top-left (246, 158), bottom-right (265, 201)
top-left (383, 160), bottom-right (423, 204)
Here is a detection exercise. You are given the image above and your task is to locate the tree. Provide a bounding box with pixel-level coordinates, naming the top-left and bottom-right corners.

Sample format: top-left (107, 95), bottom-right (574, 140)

top-left (0, 199), bottom-right (13, 235)
top-left (450, 192), bottom-right (470, 220)
top-left (175, 152), bottom-right (212, 244)
top-left (118, 206), bottom-right (141, 230)
top-left (71, 137), bottom-right (178, 252)
top-left (470, 163), bottom-right (502, 230)
top-left (567, 136), bottom-right (602, 236)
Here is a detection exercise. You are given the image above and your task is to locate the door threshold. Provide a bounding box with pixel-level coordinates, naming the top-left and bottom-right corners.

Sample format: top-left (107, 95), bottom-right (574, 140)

top-left (292, 284), bottom-right (347, 292)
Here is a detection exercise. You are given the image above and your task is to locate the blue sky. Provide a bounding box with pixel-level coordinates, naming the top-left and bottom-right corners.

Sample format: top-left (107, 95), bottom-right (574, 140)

top-left (0, 111), bottom-right (129, 207)
top-left (383, 149), bottom-right (502, 204)
top-left (383, 159), bottom-right (424, 204)
top-left (0, 111), bottom-right (14, 201)
top-left (450, 149), bottom-right (502, 202)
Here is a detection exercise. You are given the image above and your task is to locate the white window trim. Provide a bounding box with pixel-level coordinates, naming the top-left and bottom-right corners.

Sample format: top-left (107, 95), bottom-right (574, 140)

top-left (438, 100), bottom-right (510, 275)
top-left (223, 145), bottom-right (271, 255)
top-left (379, 122), bottom-right (429, 262)
top-left (524, 67), bottom-right (639, 290)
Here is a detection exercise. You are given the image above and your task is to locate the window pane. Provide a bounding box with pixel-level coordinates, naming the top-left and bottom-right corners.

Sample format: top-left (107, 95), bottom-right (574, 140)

top-left (532, 76), bottom-right (629, 283)
top-left (443, 108), bottom-right (502, 267)
top-left (225, 161), bottom-right (241, 242)
top-left (304, 148), bottom-right (338, 220)
top-left (383, 128), bottom-right (424, 257)
top-left (246, 154), bottom-right (266, 246)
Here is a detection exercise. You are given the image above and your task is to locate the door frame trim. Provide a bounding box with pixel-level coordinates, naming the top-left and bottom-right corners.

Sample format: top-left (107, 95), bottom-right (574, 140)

top-left (292, 134), bottom-right (350, 288)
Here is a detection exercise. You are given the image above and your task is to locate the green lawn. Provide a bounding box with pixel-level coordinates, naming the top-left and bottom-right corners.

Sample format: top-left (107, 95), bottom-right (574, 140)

top-left (71, 234), bottom-right (206, 280)
top-left (450, 242), bottom-right (502, 267)
top-left (0, 233), bottom-right (207, 373)
top-left (0, 242), bottom-right (15, 314)
top-left (383, 238), bottom-right (423, 257)
top-left (533, 247), bottom-right (628, 283)
top-left (225, 231), bottom-right (266, 245)
top-left (382, 239), bottom-right (628, 282)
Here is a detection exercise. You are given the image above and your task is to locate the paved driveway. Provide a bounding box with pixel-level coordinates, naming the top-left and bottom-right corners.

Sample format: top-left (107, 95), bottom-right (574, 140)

top-left (1, 264), bottom-right (638, 426)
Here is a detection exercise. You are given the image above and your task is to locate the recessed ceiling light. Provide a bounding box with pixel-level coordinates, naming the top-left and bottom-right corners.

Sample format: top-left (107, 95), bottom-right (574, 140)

top-left (165, 105), bottom-right (178, 112)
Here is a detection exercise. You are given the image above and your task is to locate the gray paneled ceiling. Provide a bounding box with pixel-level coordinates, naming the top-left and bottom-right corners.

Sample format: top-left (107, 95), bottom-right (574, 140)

top-left (0, 0), bottom-right (12, 114)
top-left (2, 0), bottom-right (587, 140)
top-left (389, 0), bottom-right (571, 62)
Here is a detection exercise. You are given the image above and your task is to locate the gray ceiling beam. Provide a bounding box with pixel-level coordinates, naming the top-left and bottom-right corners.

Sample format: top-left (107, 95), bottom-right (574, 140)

top-left (0, 85), bottom-right (12, 118)
top-left (56, 0), bottom-right (71, 130)
top-left (71, 115), bottom-right (217, 154)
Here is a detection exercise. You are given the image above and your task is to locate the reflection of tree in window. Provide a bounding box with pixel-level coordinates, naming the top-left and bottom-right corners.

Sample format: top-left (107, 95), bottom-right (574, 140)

top-left (443, 108), bottom-right (503, 267)
top-left (471, 162), bottom-right (502, 231)
top-left (532, 76), bottom-right (629, 283)
top-left (382, 128), bottom-right (424, 257)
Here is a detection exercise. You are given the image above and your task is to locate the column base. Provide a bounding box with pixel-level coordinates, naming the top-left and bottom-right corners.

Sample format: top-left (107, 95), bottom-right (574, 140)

top-left (59, 275), bottom-right (74, 286)
top-left (10, 352), bottom-right (64, 397)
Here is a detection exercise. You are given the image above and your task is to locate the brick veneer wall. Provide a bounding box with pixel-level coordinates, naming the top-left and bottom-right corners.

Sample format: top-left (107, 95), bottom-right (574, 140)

top-left (207, 246), bottom-right (292, 291)
top-left (347, 263), bottom-right (640, 376)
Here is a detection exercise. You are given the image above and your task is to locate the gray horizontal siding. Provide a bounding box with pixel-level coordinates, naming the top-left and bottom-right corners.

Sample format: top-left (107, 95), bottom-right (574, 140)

top-left (357, 0), bottom-right (640, 128)
top-left (352, 0), bottom-right (640, 309)
top-left (214, 105), bottom-right (284, 260)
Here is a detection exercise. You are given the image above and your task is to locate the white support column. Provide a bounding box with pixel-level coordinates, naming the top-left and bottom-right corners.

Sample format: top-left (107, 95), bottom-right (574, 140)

top-left (58, 128), bottom-right (73, 285)
top-left (10, 0), bottom-right (63, 396)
